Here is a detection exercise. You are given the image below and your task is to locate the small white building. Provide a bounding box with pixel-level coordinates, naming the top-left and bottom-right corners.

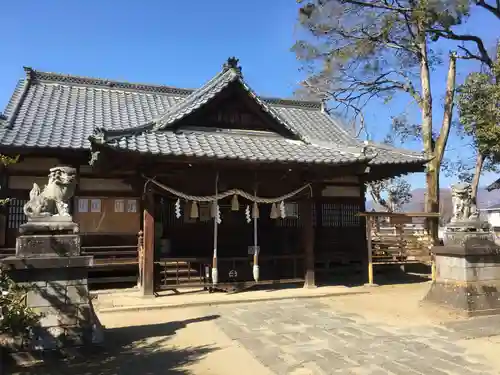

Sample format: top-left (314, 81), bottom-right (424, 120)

top-left (483, 203), bottom-right (500, 230)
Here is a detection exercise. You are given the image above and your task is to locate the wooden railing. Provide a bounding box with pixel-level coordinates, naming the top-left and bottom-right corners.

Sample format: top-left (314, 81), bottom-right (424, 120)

top-left (0, 244), bottom-right (140, 287)
top-left (359, 212), bottom-right (440, 285)
top-left (82, 244), bottom-right (139, 286)
top-left (371, 226), bottom-right (433, 263)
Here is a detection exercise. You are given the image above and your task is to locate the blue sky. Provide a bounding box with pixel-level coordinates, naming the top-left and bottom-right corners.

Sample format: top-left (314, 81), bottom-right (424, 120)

top-left (0, 0), bottom-right (498, 189)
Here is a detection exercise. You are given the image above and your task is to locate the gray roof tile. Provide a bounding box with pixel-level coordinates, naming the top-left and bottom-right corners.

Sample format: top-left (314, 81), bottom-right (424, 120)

top-left (0, 62), bottom-right (427, 168)
top-left (108, 128), bottom-right (369, 165)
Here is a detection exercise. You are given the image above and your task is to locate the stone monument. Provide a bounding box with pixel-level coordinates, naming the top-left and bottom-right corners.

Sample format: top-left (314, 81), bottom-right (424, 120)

top-left (1, 166), bottom-right (103, 351)
top-left (424, 182), bottom-right (500, 316)
top-left (442, 182), bottom-right (492, 246)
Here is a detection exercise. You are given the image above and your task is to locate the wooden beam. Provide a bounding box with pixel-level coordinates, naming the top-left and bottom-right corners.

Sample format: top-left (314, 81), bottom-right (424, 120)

top-left (300, 195), bottom-right (315, 288)
top-left (141, 190), bottom-right (155, 297)
top-left (358, 212), bottom-right (441, 218)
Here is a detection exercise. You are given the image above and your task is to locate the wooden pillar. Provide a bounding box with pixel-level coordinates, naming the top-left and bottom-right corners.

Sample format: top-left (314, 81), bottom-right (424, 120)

top-left (301, 195), bottom-right (316, 288)
top-left (141, 191), bottom-right (155, 297)
top-left (431, 254), bottom-right (437, 282)
top-left (366, 216), bottom-right (374, 286)
top-left (137, 230), bottom-right (144, 289)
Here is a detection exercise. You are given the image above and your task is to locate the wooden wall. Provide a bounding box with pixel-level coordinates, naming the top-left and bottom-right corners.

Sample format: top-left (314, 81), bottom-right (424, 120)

top-left (316, 179), bottom-right (366, 266)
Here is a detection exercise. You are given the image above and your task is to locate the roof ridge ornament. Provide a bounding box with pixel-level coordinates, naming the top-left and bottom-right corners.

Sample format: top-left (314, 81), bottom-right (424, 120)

top-left (223, 57), bottom-right (242, 76)
top-left (23, 66), bottom-right (35, 81)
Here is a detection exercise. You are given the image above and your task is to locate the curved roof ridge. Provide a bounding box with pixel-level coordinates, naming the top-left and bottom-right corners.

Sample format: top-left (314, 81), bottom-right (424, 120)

top-left (152, 68), bottom-right (239, 131)
top-left (366, 141), bottom-right (425, 158)
top-left (25, 67), bottom-right (194, 96)
top-left (22, 67), bottom-right (323, 110)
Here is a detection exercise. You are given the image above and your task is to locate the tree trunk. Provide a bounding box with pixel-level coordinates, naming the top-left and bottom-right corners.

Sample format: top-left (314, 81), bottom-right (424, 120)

top-left (369, 188), bottom-right (391, 212)
top-left (417, 33), bottom-right (439, 241)
top-left (425, 163), bottom-right (440, 242)
top-left (471, 152), bottom-right (484, 205)
top-left (435, 54), bottom-right (457, 166)
top-left (426, 54), bottom-right (457, 242)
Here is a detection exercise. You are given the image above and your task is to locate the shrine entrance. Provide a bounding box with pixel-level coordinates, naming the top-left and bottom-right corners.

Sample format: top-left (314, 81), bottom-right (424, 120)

top-left (145, 176), bottom-right (309, 292)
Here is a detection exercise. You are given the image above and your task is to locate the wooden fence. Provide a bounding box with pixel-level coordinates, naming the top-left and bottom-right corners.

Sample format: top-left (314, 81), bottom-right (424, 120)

top-left (359, 212), bottom-right (440, 285)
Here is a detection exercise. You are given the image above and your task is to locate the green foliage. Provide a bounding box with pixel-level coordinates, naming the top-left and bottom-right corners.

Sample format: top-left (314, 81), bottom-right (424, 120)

top-left (0, 154), bottom-right (18, 206)
top-left (0, 270), bottom-right (41, 336)
top-left (457, 48), bottom-right (500, 161)
top-left (0, 154), bottom-right (40, 337)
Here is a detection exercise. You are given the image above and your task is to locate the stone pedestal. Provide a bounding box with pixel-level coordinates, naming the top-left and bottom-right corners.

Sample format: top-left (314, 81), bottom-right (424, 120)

top-left (1, 232), bottom-right (103, 351)
top-left (442, 219), bottom-right (492, 246)
top-left (424, 237), bottom-right (500, 317)
top-left (19, 216), bottom-right (79, 235)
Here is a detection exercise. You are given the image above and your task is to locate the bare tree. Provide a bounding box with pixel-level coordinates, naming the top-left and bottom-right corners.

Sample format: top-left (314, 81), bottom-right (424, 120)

top-left (294, 0), bottom-right (461, 241)
top-left (369, 177), bottom-right (413, 212)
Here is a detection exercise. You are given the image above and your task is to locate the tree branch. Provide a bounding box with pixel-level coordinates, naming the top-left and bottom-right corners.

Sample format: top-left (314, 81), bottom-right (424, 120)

top-left (475, 0), bottom-right (500, 19)
top-left (429, 28), bottom-right (493, 67)
top-left (340, 0), bottom-right (411, 13)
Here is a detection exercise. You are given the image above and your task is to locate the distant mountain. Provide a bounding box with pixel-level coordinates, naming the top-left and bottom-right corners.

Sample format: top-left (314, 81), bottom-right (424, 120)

top-left (366, 187), bottom-right (500, 215)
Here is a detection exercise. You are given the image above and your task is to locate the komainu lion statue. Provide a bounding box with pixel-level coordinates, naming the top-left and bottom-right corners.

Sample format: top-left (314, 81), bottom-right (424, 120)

top-left (23, 166), bottom-right (77, 219)
top-left (451, 182), bottom-right (479, 222)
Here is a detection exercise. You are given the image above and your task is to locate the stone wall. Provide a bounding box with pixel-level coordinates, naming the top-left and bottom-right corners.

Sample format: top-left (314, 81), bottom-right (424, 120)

top-left (5, 267), bottom-right (100, 351)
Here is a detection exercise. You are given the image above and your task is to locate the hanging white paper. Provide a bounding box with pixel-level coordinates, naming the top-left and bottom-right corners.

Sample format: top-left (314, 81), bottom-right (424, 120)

top-left (127, 199), bottom-right (137, 213)
top-left (114, 199), bottom-right (125, 213)
top-left (90, 199), bottom-right (101, 213)
top-left (78, 198), bottom-right (88, 213)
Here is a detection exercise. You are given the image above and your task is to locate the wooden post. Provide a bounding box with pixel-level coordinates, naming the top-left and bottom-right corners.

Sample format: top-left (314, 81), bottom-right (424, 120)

top-left (431, 254), bottom-right (436, 282)
top-left (366, 216), bottom-right (374, 286)
top-left (301, 196), bottom-right (315, 288)
top-left (141, 191), bottom-right (155, 297)
top-left (252, 185), bottom-right (260, 282)
top-left (211, 173), bottom-right (219, 286)
top-left (137, 230), bottom-right (144, 289)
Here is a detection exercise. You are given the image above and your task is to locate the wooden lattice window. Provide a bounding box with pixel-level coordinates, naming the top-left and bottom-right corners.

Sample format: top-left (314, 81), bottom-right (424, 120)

top-left (277, 202), bottom-right (317, 227)
top-left (321, 202), bottom-right (361, 227)
top-left (322, 203), bottom-right (341, 227)
top-left (341, 202), bottom-right (361, 227)
top-left (8, 198), bottom-right (28, 229)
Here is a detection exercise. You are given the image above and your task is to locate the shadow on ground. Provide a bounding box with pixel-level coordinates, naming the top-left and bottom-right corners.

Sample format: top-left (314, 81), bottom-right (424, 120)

top-left (6, 315), bottom-right (220, 375)
top-left (207, 263), bottom-right (432, 293)
top-left (315, 263), bottom-right (432, 287)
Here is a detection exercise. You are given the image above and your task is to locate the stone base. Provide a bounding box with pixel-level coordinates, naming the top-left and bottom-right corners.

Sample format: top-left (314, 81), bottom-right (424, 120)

top-left (425, 239), bottom-right (500, 317)
top-left (2, 255), bottom-right (93, 270)
top-left (443, 220), bottom-right (493, 246)
top-left (2, 260), bottom-right (103, 352)
top-left (424, 280), bottom-right (500, 317)
top-left (15, 233), bottom-right (81, 257)
top-left (19, 217), bottom-right (79, 235)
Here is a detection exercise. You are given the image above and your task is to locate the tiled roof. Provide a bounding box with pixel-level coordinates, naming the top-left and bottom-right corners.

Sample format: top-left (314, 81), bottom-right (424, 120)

top-left (487, 179), bottom-right (500, 192)
top-left (106, 127), bottom-right (370, 165)
top-left (0, 61), bottom-right (427, 168)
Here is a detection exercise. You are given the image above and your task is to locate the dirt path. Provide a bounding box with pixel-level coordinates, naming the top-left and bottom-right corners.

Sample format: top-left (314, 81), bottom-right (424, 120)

top-left (10, 307), bottom-right (273, 375)
top-left (9, 281), bottom-right (500, 374)
top-left (319, 281), bottom-right (464, 327)
top-left (320, 281), bottom-right (500, 372)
